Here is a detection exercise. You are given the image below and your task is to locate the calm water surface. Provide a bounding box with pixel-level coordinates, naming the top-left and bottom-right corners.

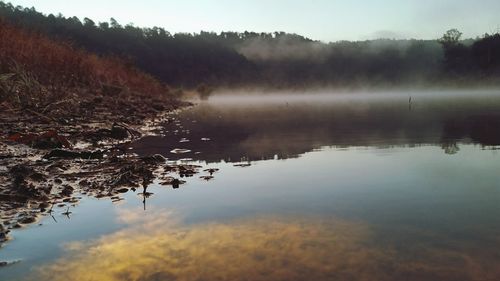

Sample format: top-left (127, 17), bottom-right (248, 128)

top-left (2, 90), bottom-right (500, 281)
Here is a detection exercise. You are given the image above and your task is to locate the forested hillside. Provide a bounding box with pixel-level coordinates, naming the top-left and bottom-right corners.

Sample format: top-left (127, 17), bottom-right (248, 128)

top-left (1, 2), bottom-right (499, 88)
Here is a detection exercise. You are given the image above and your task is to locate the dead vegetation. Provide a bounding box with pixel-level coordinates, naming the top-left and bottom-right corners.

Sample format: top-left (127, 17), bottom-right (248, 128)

top-left (0, 20), bottom-right (172, 112)
top-left (0, 20), bottom-right (195, 246)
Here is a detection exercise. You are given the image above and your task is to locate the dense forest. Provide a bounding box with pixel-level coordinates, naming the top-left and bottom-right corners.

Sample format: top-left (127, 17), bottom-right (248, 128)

top-left (1, 2), bottom-right (500, 88)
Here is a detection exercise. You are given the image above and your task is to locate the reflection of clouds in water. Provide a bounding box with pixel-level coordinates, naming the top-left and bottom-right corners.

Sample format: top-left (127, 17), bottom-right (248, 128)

top-left (34, 212), bottom-right (500, 281)
top-left (116, 207), bottom-right (179, 227)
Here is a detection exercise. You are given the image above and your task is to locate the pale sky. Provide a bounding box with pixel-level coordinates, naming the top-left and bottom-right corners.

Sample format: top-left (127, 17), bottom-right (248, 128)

top-left (6, 0), bottom-right (500, 42)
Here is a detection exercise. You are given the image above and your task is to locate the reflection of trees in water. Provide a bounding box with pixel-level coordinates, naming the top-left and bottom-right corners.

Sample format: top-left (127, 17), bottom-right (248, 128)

top-left (441, 142), bottom-right (460, 154)
top-left (133, 100), bottom-right (500, 160)
top-left (440, 114), bottom-right (500, 154)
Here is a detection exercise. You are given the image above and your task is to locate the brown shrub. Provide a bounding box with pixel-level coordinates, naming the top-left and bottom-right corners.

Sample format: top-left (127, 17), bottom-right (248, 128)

top-left (0, 20), bottom-right (170, 107)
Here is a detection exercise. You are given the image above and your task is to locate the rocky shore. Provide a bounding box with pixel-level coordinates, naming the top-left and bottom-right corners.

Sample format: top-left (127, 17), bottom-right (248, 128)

top-left (0, 88), bottom-right (195, 247)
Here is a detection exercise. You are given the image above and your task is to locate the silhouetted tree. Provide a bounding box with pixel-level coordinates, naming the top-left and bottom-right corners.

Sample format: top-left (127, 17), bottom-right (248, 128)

top-left (438, 29), bottom-right (473, 75)
top-left (438, 29), bottom-right (462, 47)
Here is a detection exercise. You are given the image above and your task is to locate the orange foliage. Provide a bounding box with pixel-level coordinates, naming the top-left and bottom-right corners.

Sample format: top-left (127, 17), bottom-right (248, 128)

top-left (0, 20), bottom-right (169, 96)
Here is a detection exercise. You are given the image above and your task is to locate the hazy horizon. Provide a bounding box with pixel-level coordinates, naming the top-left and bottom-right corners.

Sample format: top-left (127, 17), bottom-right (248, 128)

top-left (5, 0), bottom-right (500, 42)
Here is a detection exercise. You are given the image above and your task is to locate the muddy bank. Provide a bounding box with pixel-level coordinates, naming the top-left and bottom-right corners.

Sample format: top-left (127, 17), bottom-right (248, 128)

top-left (0, 89), bottom-right (196, 247)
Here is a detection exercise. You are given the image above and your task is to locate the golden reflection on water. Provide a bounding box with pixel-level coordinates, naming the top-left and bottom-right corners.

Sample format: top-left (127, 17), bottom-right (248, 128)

top-left (33, 209), bottom-right (500, 281)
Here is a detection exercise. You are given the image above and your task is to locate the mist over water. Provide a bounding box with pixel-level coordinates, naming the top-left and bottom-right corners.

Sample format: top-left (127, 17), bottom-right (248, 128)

top-left (212, 88), bottom-right (500, 101)
top-left (135, 89), bottom-right (500, 163)
top-left (3, 90), bottom-right (500, 281)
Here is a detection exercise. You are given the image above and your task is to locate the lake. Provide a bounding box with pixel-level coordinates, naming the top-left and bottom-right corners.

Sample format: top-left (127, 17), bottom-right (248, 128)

top-left (2, 90), bottom-right (500, 281)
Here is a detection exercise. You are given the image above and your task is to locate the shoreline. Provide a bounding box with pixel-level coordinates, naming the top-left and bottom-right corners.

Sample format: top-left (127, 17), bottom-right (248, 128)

top-left (0, 89), bottom-right (192, 248)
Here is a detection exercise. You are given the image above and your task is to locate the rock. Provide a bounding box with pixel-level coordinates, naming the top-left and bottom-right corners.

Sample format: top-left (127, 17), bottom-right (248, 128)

top-left (61, 185), bottom-right (74, 197)
top-left (200, 175), bottom-right (214, 181)
top-left (0, 260), bottom-right (20, 267)
top-left (43, 149), bottom-right (104, 160)
top-left (9, 165), bottom-right (43, 197)
top-left (204, 168), bottom-right (219, 175)
top-left (78, 179), bottom-right (90, 186)
top-left (10, 165), bottom-right (34, 177)
top-left (18, 216), bottom-right (36, 224)
top-left (29, 172), bottom-right (46, 182)
top-left (0, 225), bottom-right (8, 242)
top-left (46, 162), bottom-right (67, 173)
top-left (39, 202), bottom-right (50, 210)
top-left (110, 124), bottom-right (130, 140)
top-left (141, 154), bottom-right (166, 164)
top-left (179, 167), bottom-right (196, 177)
top-left (171, 178), bottom-right (186, 189)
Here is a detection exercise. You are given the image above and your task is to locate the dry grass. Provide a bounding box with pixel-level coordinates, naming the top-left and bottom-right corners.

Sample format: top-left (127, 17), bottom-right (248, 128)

top-left (0, 20), bottom-right (170, 108)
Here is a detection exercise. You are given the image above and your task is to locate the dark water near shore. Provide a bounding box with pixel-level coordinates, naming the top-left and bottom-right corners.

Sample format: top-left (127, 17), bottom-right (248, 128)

top-left (2, 90), bottom-right (500, 280)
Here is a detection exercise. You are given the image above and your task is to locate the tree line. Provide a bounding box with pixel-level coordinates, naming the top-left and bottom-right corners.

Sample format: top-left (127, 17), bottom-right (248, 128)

top-left (1, 2), bottom-right (499, 88)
